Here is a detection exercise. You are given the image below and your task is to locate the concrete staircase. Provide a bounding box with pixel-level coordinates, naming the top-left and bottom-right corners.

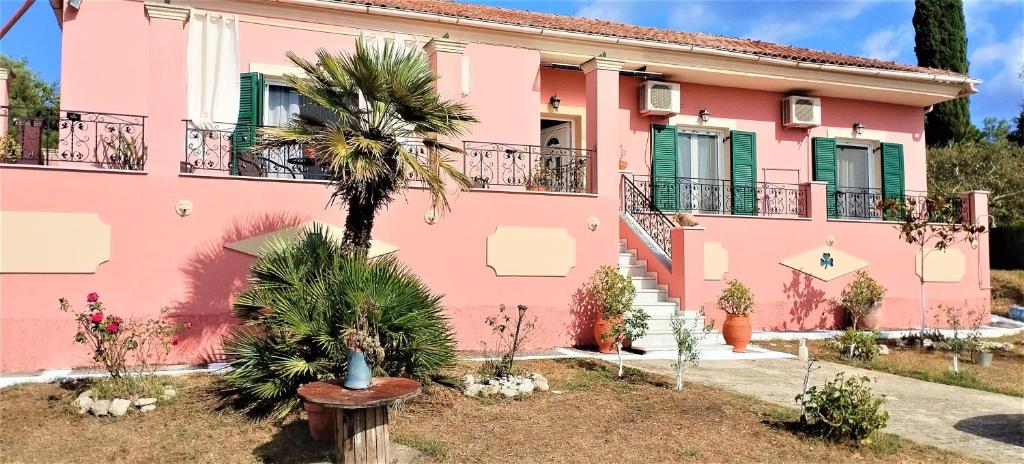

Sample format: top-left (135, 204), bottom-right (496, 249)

top-left (617, 240), bottom-right (721, 352)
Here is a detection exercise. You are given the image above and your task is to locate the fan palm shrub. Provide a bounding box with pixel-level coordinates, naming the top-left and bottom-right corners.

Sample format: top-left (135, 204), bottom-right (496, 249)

top-left (258, 40), bottom-right (477, 252)
top-left (221, 225), bottom-right (456, 419)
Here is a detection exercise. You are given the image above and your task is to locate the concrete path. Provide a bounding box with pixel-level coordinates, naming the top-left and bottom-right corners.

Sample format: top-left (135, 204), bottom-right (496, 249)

top-left (628, 357), bottom-right (1024, 464)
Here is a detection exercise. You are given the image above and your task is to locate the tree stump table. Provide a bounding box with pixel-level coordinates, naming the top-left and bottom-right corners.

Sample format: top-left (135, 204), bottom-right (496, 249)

top-left (298, 377), bottom-right (421, 464)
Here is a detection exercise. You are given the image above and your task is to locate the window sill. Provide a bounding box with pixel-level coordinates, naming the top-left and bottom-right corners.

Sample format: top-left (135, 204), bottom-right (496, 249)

top-left (0, 163), bottom-right (148, 175)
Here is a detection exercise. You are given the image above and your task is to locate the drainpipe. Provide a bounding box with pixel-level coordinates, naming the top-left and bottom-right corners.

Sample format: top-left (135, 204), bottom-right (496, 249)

top-left (0, 0), bottom-right (36, 40)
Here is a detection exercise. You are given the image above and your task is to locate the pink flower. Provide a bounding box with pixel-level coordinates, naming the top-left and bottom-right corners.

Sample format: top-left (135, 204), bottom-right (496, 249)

top-left (89, 312), bottom-right (104, 324)
top-left (104, 322), bottom-right (119, 333)
top-left (86, 292), bottom-right (99, 303)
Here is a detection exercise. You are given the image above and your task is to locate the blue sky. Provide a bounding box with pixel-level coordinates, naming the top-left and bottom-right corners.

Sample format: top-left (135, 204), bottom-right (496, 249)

top-left (1, 0), bottom-right (1021, 124)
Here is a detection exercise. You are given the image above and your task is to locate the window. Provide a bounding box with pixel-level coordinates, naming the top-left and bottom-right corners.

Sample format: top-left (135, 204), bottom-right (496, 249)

top-left (264, 84), bottom-right (301, 127)
top-left (677, 129), bottom-right (728, 212)
top-left (835, 142), bottom-right (883, 219)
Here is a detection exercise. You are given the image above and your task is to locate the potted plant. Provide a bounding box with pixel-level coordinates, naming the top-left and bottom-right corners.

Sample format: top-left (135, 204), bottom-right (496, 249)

top-left (975, 341), bottom-right (994, 367)
top-left (525, 164), bottom-right (554, 191)
top-left (839, 271), bottom-right (886, 330)
top-left (586, 266), bottom-right (636, 354)
top-left (618, 146), bottom-right (628, 170)
top-left (717, 279), bottom-right (754, 352)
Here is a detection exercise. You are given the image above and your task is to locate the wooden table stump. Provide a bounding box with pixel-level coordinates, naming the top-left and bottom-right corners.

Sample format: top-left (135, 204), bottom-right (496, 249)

top-left (298, 377), bottom-right (421, 464)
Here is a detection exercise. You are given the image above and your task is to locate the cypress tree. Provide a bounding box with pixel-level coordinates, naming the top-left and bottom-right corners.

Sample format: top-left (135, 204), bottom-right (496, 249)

top-left (913, 0), bottom-right (973, 147)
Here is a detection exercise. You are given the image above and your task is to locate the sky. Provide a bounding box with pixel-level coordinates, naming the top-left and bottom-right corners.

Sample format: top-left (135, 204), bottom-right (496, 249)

top-left (0, 0), bottom-right (1021, 125)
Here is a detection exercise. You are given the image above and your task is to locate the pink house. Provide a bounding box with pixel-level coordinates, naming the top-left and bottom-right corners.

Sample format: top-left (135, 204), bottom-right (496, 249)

top-left (0, 0), bottom-right (990, 372)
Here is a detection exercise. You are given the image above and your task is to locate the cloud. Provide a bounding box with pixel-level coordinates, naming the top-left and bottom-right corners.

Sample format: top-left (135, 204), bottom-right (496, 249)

top-left (574, 0), bottom-right (636, 23)
top-left (743, 0), bottom-right (873, 43)
top-left (860, 24), bottom-right (914, 62)
top-left (669, 2), bottom-right (718, 33)
top-left (969, 29), bottom-right (1024, 120)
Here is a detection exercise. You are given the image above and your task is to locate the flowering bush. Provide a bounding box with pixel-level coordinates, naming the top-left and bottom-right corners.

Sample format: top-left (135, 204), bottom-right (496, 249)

top-left (59, 293), bottom-right (185, 380)
top-left (797, 372), bottom-right (889, 443)
top-left (825, 330), bottom-right (881, 362)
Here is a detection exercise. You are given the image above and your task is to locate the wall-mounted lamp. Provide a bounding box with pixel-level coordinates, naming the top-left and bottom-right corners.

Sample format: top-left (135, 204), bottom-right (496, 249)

top-left (549, 94), bottom-right (561, 111)
top-left (698, 108), bottom-right (711, 123)
top-left (853, 122), bottom-right (865, 135)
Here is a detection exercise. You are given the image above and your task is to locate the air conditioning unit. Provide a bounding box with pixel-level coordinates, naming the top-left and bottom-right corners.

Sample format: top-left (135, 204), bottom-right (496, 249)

top-left (782, 96), bottom-right (821, 128)
top-left (639, 81), bottom-right (680, 116)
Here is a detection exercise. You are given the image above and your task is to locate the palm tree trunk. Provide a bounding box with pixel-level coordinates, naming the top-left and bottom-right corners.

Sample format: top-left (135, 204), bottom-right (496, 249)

top-left (343, 195), bottom-right (376, 253)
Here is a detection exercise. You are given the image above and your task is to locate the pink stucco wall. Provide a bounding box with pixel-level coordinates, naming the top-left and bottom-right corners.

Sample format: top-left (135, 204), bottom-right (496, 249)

top-left (0, 0), bottom-right (987, 372)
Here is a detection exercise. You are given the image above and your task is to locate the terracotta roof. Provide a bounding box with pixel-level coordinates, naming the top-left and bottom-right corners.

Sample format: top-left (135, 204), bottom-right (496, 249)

top-left (334, 0), bottom-right (969, 79)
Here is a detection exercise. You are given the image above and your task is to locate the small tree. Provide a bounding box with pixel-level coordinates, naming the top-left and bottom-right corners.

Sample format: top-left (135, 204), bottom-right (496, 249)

top-left (839, 271), bottom-right (886, 329)
top-left (670, 308), bottom-right (715, 390)
top-left (942, 304), bottom-right (982, 373)
top-left (717, 280), bottom-right (755, 316)
top-left (880, 195), bottom-right (985, 333)
top-left (586, 266), bottom-right (646, 378)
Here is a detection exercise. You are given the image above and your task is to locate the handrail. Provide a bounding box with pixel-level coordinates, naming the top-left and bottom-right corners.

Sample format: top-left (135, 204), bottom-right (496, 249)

top-left (621, 176), bottom-right (674, 258)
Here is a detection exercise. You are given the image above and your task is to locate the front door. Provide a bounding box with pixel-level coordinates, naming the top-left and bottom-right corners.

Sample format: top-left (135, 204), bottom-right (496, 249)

top-left (540, 119), bottom-right (580, 191)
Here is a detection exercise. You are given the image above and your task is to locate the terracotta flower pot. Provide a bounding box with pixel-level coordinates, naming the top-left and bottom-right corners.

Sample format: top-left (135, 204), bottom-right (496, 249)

top-left (526, 185), bottom-right (549, 192)
top-left (304, 402), bottom-right (336, 443)
top-left (618, 160), bottom-right (628, 170)
top-left (593, 314), bottom-right (621, 353)
top-left (853, 304), bottom-right (882, 330)
top-left (722, 314), bottom-right (752, 352)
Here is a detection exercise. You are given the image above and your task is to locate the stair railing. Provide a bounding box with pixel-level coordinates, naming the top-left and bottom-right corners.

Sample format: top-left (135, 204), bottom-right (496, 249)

top-left (621, 176), bottom-right (674, 258)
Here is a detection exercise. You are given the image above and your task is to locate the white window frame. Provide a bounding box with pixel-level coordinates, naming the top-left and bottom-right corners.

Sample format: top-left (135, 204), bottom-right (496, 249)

top-left (262, 78), bottom-right (300, 127)
top-left (676, 127), bottom-right (728, 181)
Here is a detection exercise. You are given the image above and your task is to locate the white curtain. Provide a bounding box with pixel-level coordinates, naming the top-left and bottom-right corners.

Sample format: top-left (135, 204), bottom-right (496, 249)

top-left (187, 12), bottom-right (240, 130)
top-left (265, 85), bottom-right (300, 127)
top-left (837, 145), bottom-right (870, 189)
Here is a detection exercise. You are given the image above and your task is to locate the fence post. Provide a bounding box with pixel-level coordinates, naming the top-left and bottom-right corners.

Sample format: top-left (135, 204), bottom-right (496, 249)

top-left (960, 191), bottom-right (991, 290)
top-left (803, 181), bottom-right (828, 222)
top-left (0, 67), bottom-right (9, 137)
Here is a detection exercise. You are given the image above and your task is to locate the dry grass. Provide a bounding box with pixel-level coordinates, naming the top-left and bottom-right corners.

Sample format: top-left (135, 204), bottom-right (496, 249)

top-left (0, 360), bottom-right (977, 464)
top-left (762, 334), bottom-right (1024, 397)
top-left (992, 269), bottom-right (1024, 317)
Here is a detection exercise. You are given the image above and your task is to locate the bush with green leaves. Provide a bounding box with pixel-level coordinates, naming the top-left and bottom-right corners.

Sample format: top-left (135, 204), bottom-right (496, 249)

top-left (221, 226), bottom-right (456, 419)
top-left (839, 271), bottom-right (886, 328)
top-left (717, 279), bottom-right (754, 316)
top-left (797, 372), bottom-right (889, 443)
top-left (825, 330), bottom-right (880, 362)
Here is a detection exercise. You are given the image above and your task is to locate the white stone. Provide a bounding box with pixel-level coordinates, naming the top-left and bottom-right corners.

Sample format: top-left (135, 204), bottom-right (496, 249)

top-left (74, 396), bottom-right (93, 414)
top-left (534, 378), bottom-right (550, 392)
top-left (464, 383), bottom-right (483, 397)
top-left (109, 398), bottom-right (131, 417)
top-left (499, 386), bottom-right (518, 397)
top-left (162, 388), bottom-right (177, 400)
top-left (530, 373), bottom-right (547, 382)
top-left (462, 374), bottom-right (477, 387)
top-left (487, 379), bottom-right (499, 386)
top-left (90, 399), bottom-right (111, 416)
top-left (140, 404), bottom-right (156, 413)
top-left (878, 345), bottom-right (890, 355)
top-left (77, 389), bottom-right (94, 401)
top-left (135, 397), bottom-right (157, 407)
top-left (923, 339), bottom-right (934, 349)
top-left (480, 384), bottom-right (500, 397)
top-left (517, 379), bottom-right (535, 395)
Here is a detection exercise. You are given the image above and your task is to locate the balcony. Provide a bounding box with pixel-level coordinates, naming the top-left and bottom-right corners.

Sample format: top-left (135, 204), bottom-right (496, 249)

top-left (1, 106), bottom-right (147, 171)
top-left (179, 121), bottom-right (595, 193)
top-left (631, 175), bottom-right (809, 217)
top-left (832, 187), bottom-right (964, 222)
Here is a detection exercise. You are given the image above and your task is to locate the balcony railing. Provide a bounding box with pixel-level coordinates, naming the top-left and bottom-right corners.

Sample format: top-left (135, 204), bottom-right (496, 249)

top-left (1, 106), bottom-right (147, 170)
top-left (181, 121), bottom-right (329, 180)
top-left (621, 176), bottom-right (674, 258)
top-left (632, 176), bottom-right (808, 217)
top-left (462, 141), bottom-right (593, 193)
top-left (832, 187), bottom-right (964, 222)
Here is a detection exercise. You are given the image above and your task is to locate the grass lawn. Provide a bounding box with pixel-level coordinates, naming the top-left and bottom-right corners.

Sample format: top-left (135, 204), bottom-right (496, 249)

top-left (762, 334), bottom-right (1024, 397)
top-left (0, 359), bottom-right (976, 463)
top-left (992, 269), bottom-right (1024, 317)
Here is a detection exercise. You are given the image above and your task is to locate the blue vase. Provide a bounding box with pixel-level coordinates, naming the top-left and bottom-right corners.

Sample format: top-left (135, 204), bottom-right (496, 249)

top-left (343, 350), bottom-right (372, 390)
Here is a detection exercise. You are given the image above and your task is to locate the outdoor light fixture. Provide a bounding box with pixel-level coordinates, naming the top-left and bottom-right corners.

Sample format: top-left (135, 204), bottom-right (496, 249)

top-left (549, 94), bottom-right (561, 111)
top-left (698, 108), bottom-right (711, 122)
top-left (517, 304), bottom-right (528, 318)
top-left (853, 122), bottom-right (865, 135)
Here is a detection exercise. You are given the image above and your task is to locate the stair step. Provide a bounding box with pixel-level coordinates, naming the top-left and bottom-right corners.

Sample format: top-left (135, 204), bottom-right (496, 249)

top-left (618, 264), bottom-right (651, 277)
top-left (617, 252), bottom-right (639, 266)
top-left (634, 288), bottom-right (667, 303)
top-left (630, 276), bottom-right (658, 289)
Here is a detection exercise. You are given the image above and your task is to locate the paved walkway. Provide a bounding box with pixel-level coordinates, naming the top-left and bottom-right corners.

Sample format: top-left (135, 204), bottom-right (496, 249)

top-left (628, 357), bottom-right (1024, 463)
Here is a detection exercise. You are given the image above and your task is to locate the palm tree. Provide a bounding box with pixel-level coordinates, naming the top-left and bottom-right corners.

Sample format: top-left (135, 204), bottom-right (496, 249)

top-left (259, 40), bottom-right (477, 251)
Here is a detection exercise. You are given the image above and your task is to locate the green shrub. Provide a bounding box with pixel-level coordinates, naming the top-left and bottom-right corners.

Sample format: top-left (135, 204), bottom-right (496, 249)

top-left (839, 271), bottom-right (886, 328)
top-left (221, 226), bottom-right (456, 419)
top-left (797, 372), bottom-right (889, 443)
top-left (717, 279), bottom-right (754, 316)
top-left (826, 330), bottom-right (880, 362)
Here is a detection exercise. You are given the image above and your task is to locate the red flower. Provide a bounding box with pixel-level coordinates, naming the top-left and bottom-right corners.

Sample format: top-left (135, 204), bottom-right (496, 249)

top-left (86, 292), bottom-right (100, 303)
top-left (104, 322), bottom-right (119, 333)
top-left (89, 312), bottom-right (104, 324)
top-left (171, 337), bottom-right (179, 346)
top-left (111, 316), bottom-right (123, 325)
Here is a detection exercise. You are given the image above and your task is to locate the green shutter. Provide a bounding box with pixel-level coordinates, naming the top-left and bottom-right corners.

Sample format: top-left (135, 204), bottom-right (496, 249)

top-left (880, 142), bottom-right (905, 220)
top-left (812, 137), bottom-right (838, 218)
top-left (231, 72), bottom-right (265, 175)
top-left (651, 124), bottom-right (678, 211)
top-left (730, 130), bottom-right (758, 215)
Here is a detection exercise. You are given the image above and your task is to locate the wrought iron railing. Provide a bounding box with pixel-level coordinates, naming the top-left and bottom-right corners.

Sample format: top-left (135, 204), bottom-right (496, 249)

top-left (632, 176), bottom-right (808, 217)
top-left (462, 141), bottom-right (592, 193)
top-left (621, 176), bottom-right (674, 258)
top-left (181, 121), bottom-right (333, 180)
top-left (1, 106), bottom-right (147, 170)
top-left (832, 187), bottom-right (963, 223)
